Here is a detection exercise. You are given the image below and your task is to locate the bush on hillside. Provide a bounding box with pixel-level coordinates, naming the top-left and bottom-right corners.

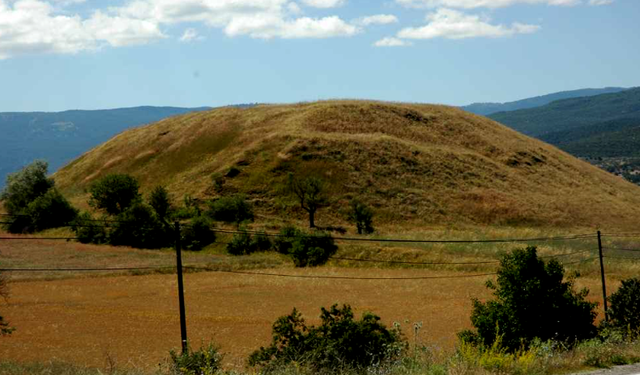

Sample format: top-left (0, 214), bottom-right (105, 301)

top-left (289, 231), bottom-right (338, 267)
top-left (169, 343), bottom-right (223, 375)
top-left (109, 202), bottom-right (169, 249)
top-left (207, 195), bottom-right (254, 226)
top-left (273, 225), bottom-right (302, 255)
top-left (23, 188), bottom-right (78, 232)
top-left (181, 216), bottom-right (216, 251)
top-left (174, 195), bottom-right (201, 220)
top-left (89, 174), bottom-right (141, 216)
top-left (348, 199), bottom-right (374, 235)
top-left (248, 304), bottom-right (405, 371)
top-left (72, 212), bottom-right (108, 244)
top-left (608, 278), bottom-right (640, 338)
top-left (226, 230), bottom-right (253, 256)
top-left (0, 160), bottom-right (76, 233)
top-left (149, 185), bottom-right (173, 222)
top-left (461, 246), bottom-right (597, 352)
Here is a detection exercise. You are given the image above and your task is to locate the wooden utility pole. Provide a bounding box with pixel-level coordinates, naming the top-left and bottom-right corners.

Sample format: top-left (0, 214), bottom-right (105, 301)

top-left (175, 221), bottom-right (188, 353)
top-left (597, 231), bottom-right (608, 322)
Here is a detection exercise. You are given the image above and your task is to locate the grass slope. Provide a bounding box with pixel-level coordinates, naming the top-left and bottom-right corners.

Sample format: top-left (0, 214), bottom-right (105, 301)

top-left (54, 100), bottom-right (640, 230)
top-left (489, 87), bottom-right (640, 136)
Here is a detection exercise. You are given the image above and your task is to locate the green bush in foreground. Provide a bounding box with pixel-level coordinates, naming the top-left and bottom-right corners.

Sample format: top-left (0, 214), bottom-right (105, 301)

top-left (169, 344), bottom-right (223, 375)
top-left (249, 304), bottom-right (405, 372)
top-left (462, 246), bottom-right (597, 352)
top-left (608, 277), bottom-right (640, 338)
top-left (181, 216), bottom-right (216, 251)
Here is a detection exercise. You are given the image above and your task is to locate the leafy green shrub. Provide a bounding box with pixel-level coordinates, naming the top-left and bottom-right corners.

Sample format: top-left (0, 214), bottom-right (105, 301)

top-left (462, 246), bottom-right (597, 352)
top-left (207, 195), bottom-right (254, 226)
top-left (89, 174), bottom-right (141, 216)
top-left (181, 217), bottom-right (216, 251)
top-left (250, 231), bottom-right (273, 252)
top-left (226, 230), bottom-right (253, 255)
top-left (109, 202), bottom-right (168, 249)
top-left (289, 231), bottom-right (338, 267)
top-left (249, 304), bottom-right (405, 372)
top-left (23, 188), bottom-right (78, 232)
top-left (169, 343), bottom-right (223, 375)
top-left (608, 278), bottom-right (640, 337)
top-left (149, 186), bottom-right (172, 222)
top-left (273, 225), bottom-right (302, 255)
top-left (72, 212), bottom-right (108, 244)
top-left (1, 160), bottom-right (76, 233)
top-left (174, 195), bottom-right (201, 220)
top-left (348, 199), bottom-right (374, 235)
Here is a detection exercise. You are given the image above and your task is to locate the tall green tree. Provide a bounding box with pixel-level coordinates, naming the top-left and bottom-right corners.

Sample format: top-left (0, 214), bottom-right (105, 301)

top-left (89, 174), bottom-right (141, 216)
top-left (1, 160), bottom-right (76, 233)
top-left (288, 174), bottom-right (327, 228)
top-left (462, 247), bottom-right (597, 351)
top-left (149, 185), bottom-right (172, 223)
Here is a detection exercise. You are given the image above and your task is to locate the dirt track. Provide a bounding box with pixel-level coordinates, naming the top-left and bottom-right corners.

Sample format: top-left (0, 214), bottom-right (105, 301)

top-left (0, 268), bottom-right (494, 371)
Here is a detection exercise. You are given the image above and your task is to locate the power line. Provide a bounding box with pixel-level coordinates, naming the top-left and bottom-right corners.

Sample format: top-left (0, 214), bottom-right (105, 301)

top-left (0, 266), bottom-right (175, 272)
top-left (603, 255), bottom-right (640, 260)
top-left (183, 267), bottom-right (498, 280)
top-left (0, 236), bottom-right (79, 241)
top-left (602, 247), bottom-right (640, 252)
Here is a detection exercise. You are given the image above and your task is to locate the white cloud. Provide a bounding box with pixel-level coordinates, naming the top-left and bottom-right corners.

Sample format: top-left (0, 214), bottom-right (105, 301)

top-left (397, 8), bottom-right (540, 39)
top-left (355, 14), bottom-right (399, 26)
top-left (301, 0), bottom-right (346, 8)
top-left (179, 28), bottom-right (204, 42)
top-left (0, 0), bottom-right (360, 59)
top-left (396, 0), bottom-right (583, 9)
top-left (588, 0), bottom-right (613, 5)
top-left (373, 37), bottom-right (412, 46)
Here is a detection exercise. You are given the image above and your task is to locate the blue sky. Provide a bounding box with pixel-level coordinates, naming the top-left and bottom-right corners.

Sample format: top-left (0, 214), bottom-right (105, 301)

top-left (0, 0), bottom-right (638, 112)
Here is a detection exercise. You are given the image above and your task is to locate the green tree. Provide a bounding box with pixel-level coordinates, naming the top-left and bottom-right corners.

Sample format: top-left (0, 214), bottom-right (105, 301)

top-left (289, 230), bottom-right (338, 267)
top-left (288, 174), bottom-right (327, 228)
top-left (149, 185), bottom-right (172, 223)
top-left (89, 174), bottom-right (141, 216)
top-left (207, 195), bottom-right (254, 227)
top-left (109, 202), bottom-right (166, 249)
top-left (608, 277), bottom-right (640, 337)
top-left (462, 246), bottom-right (597, 351)
top-left (1, 160), bottom-right (76, 233)
top-left (348, 199), bottom-right (374, 234)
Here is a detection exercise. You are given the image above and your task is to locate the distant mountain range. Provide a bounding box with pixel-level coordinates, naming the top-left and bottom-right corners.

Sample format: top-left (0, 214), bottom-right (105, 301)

top-left (0, 106), bottom-right (215, 188)
top-left (486, 87), bottom-right (640, 184)
top-left (462, 87), bottom-right (628, 116)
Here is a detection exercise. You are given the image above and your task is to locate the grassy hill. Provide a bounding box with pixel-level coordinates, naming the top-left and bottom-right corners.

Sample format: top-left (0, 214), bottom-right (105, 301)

top-left (488, 87), bottom-right (640, 137)
top-left (54, 100), bottom-right (640, 230)
top-left (0, 106), bottom-right (213, 189)
top-left (461, 87), bottom-right (627, 116)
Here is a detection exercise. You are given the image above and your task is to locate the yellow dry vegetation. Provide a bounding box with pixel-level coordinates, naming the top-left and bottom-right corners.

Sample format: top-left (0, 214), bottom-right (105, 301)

top-left (53, 100), bottom-right (640, 229)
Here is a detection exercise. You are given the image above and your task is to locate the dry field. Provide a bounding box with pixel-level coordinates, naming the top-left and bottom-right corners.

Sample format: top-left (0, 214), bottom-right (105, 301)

top-left (0, 232), bottom-right (636, 372)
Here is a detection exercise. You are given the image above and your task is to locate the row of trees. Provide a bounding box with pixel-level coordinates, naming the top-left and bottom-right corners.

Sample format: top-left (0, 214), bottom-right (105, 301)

top-left (0, 161), bottom-right (376, 243)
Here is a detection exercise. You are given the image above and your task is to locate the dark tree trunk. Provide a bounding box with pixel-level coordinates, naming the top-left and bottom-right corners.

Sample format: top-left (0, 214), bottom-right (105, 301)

top-left (309, 209), bottom-right (315, 228)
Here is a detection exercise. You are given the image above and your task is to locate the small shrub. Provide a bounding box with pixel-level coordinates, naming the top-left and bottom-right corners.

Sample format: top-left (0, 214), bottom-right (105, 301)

top-left (72, 212), bottom-right (108, 244)
top-left (226, 230), bottom-right (253, 255)
top-left (181, 217), bottom-right (216, 251)
top-left (250, 231), bottom-right (273, 252)
top-left (149, 186), bottom-right (172, 222)
top-left (207, 195), bottom-right (254, 226)
top-left (289, 231), bottom-right (338, 267)
top-left (248, 304), bottom-right (405, 372)
top-left (608, 277), bottom-right (640, 338)
top-left (109, 202), bottom-right (169, 249)
top-left (348, 199), bottom-right (374, 235)
top-left (169, 343), bottom-right (223, 375)
top-left (273, 225), bottom-right (302, 255)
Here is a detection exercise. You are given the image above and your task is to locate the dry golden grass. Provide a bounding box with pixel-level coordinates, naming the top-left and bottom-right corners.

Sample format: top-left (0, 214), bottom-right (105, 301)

top-left (52, 100), bottom-right (640, 230)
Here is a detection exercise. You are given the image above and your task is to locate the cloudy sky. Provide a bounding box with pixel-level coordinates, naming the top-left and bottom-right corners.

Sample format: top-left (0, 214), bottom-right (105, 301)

top-left (0, 0), bottom-right (638, 111)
